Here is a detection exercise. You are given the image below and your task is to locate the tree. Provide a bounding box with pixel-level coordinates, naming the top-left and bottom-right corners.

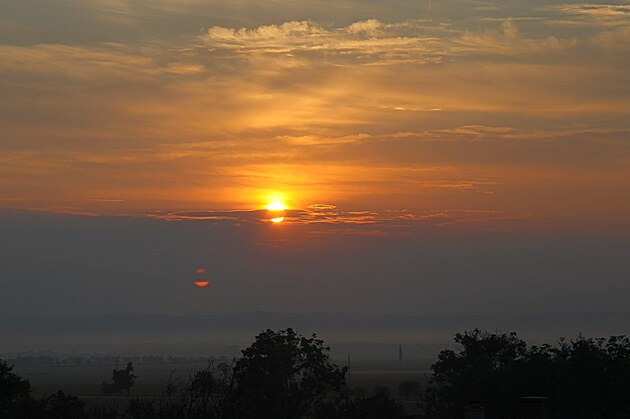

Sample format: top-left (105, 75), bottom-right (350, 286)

top-left (398, 380), bottom-right (421, 400)
top-left (423, 329), bottom-right (527, 418)
top-left (0, 360), bottom-right (33, 417)
top-left (423, 330), bottom-right (630, 419)
top-left (102, 362), bottom-right (137, 396)
top-left (43, 390), bottom-right (85, 419)
top-left (153, 362), bottom-right (234, 419)
top-left (232, 328), bottom-right (347, 419)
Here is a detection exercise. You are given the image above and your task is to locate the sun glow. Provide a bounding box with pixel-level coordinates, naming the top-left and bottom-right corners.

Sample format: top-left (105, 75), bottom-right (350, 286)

top-left (264, 193), bottom-right (288, 223)
top-left (267, 201), bottom-right (286, 211)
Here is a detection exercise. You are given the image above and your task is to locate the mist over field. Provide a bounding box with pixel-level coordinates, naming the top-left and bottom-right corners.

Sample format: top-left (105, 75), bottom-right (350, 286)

top-left (4, 311), bottom-right (630, 360)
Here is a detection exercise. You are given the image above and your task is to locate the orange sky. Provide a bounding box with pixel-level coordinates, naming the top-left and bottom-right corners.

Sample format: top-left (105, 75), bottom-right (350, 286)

top-left (1, 0), bottom-right (629, 233)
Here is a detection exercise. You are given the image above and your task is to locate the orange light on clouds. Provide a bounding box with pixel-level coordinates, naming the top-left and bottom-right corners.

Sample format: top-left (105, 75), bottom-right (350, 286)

top-left (270, 217), bottom-right (285, 223)
top-left (195, 267), bottom-right (206, 274)
top-left (194, 280), bottom-right (210, 287)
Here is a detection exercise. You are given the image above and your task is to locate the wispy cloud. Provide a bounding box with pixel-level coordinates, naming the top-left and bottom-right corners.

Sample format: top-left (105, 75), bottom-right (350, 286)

top-left (201, 17), bottom-right (582, 63)
top-left (201, 19), bottom-right (448, 64)
top-left (145, 206), bottom-right (522, 232)
top-left (556, 4), bottom-right (630, 18)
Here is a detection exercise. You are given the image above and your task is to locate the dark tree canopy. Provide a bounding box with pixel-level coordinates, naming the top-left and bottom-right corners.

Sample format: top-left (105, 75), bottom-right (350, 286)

top-left (0, 360), bottom-right (31, 415)
top-left (232, 328), bottom-right (347, 419)
top-left (43, 390), bottom-right (86, 419)
top-left (423, 329), bottom-right (630, 419)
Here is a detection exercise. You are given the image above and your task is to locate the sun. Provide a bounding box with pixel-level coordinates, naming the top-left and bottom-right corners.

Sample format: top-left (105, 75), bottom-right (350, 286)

top-left (264, 194), bottom-right (288, 223)
top-left (267, 201), bottom-right (286, 211)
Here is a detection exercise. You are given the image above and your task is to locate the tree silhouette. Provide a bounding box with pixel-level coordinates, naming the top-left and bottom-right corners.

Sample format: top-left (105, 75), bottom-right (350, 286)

top-left (153, 361), bottom-right (234, 419)
top-left (423, 329), bottom-right (531, 418)
top-left (423, 330), bottom-right (630, 419)
top-left (232, 328), bottom-right (347, 419)
top-left (0, 360), bottom-right (32, 416)
top-left (101, 362), bottom-right (137, 396)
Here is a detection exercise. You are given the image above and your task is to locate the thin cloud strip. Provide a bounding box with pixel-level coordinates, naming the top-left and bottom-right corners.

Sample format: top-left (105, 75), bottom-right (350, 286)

top-left (146, 207), bottom-right (515, 229)
top-left (556, 4), bottom-right (630, 18)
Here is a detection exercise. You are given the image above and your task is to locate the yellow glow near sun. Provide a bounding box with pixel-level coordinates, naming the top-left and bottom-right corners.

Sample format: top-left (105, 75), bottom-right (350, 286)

top-left (270, 217), bottom-right (285, 223)
top-left (265, 193), bottom-right (288, 211)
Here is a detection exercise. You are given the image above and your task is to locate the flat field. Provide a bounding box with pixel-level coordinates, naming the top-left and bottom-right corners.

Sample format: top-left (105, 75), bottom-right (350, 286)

top-left (15, 358), bottom-right (431, 412)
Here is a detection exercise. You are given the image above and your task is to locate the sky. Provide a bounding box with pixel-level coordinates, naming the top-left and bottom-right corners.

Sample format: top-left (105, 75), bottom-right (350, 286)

top-left (1, 0), bottom-right (629, 319)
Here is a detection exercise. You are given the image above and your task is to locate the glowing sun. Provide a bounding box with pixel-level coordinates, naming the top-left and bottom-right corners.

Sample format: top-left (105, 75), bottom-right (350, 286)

top-left (266, 196), bottom-right (287, 223)
top-left (267, 201), bottom-right (286, 211)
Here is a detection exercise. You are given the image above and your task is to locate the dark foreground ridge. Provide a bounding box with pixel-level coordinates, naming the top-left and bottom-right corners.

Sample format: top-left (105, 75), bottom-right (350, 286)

top-left (2, 328), bottom-right (630, 418)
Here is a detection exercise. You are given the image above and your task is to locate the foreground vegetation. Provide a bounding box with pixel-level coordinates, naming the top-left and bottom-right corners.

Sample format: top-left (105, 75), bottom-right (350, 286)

top-left (2, 328), bottom-right (630, 418)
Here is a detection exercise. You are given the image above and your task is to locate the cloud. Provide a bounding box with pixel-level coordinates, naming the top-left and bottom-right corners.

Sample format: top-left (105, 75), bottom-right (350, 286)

top-left (556, 4), bottom-right (630, 18)
top-left (198, 16), bottom-right (587, 72)
top-left (202, 19), bottom-right (448, 63)
top-left (346, 19), bottom-right (384, 36)
top-left (205, 20), bottom-right (324, 44)
top-left (591, 26), bottom-right (630, 50)
top-left (144, 206), bottom-right (522, 232)
top-left (547, 4), bottom-right (630, 29)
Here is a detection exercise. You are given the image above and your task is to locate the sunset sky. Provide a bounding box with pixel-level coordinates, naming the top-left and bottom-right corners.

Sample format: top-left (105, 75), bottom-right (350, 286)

top-left (1, 0), bottom-right (629, 318)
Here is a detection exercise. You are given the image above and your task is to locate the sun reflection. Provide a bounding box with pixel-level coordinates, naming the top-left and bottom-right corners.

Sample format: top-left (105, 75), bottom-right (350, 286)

top-left (194, 280), bottom-right (210, 287)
